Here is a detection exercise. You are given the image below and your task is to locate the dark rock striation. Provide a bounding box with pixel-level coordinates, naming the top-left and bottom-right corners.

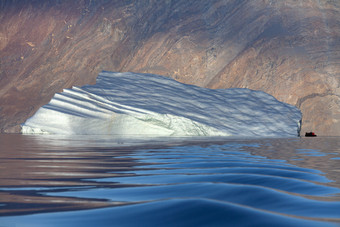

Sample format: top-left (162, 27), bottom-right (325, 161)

top-left (0, 0), bottom-right (339, 135)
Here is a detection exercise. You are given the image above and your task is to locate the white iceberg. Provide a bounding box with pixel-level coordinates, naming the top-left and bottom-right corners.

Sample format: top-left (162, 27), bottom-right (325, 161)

top-left (22, 72), bottom-right (301, 137)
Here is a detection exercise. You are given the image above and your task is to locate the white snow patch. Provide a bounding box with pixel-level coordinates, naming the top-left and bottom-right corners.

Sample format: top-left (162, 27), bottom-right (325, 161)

top-left (22, 72), bottom-right (301, 137)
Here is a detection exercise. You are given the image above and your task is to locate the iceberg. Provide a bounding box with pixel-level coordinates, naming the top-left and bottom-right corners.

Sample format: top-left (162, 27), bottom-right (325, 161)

top-left (22, 72), bottom-right (301, 137)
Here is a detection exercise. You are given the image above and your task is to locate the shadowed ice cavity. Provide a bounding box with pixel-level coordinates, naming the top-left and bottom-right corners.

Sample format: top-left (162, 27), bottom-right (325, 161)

top-left (0, 198), bottom-right (337, 227)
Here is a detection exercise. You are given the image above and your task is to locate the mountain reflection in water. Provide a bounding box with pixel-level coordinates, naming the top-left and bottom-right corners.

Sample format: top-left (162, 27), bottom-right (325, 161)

top-left (0, 135), bottom-right (340, 226)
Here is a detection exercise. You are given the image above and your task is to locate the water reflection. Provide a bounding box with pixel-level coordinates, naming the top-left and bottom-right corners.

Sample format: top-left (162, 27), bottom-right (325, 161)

top-left (0, 135), bottom-right (340, 226)
top-left (0, 134), bottom-right (144, 215)
top-left (248, 137), bottom-right (340, 193)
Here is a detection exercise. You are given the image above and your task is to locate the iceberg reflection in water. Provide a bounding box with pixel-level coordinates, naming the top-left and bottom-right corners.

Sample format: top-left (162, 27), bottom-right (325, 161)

top-left (0, 135), bottom-right (340, 226)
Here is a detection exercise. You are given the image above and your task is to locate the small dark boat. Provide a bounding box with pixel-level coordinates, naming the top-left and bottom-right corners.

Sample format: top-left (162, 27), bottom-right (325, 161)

top-left (305, 132), bottom-right (317, 137)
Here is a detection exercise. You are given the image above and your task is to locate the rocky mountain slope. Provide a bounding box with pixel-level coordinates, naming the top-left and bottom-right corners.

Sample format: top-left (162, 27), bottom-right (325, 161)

top-left (0, 0), bottom-right (339, 135)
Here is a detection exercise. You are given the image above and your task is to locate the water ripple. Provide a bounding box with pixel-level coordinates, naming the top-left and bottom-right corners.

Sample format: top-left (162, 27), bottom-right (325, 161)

top-left (1, 136), bottom-right (340, 226)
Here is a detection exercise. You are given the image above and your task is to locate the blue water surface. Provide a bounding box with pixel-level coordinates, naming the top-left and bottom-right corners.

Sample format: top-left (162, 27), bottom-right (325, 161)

top-left (0, 135), bottom-right (340, 226)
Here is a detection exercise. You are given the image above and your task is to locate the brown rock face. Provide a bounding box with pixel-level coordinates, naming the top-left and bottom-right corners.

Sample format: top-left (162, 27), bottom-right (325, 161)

top-left (0, 0), bottom-right (339, 135)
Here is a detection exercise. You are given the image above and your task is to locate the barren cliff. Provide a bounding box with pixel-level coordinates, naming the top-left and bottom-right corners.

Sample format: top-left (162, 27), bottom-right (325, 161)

top-left (0, 0), bottom-right (339, 135)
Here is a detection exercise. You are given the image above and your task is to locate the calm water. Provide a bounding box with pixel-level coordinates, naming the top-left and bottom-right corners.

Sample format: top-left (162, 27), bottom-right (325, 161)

top-left (0, 135), bottom-right (340, 226)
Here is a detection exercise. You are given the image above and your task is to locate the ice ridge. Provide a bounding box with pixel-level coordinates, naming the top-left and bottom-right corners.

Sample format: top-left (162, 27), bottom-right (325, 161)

top-left (21, 72), bottom-right (302, 137)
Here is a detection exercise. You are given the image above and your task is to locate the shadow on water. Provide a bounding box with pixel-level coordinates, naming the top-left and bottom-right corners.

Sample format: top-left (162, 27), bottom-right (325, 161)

top-left (0, 134), bottom-right (340, 226)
